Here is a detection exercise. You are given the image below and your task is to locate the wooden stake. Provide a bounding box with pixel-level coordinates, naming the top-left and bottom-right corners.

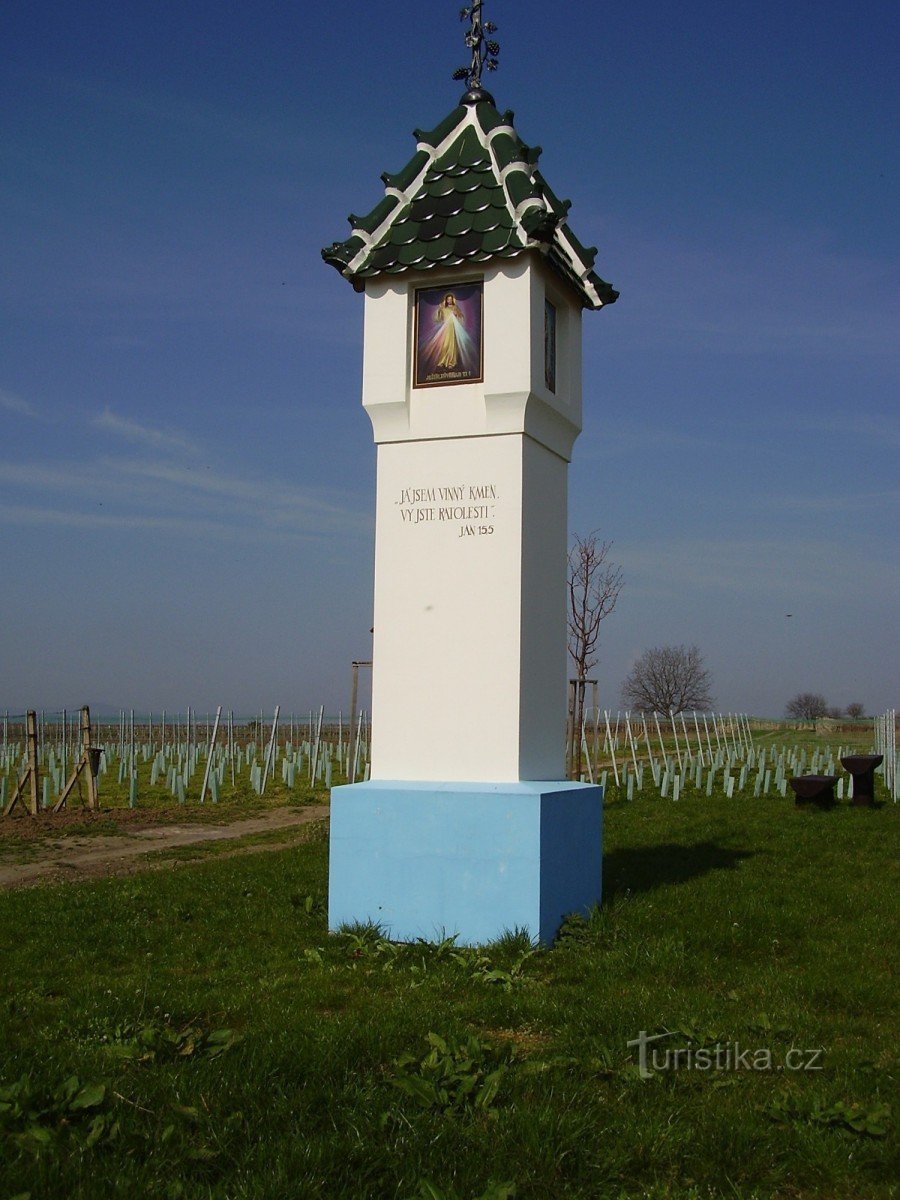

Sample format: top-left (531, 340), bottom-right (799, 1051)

top-left (54, 707), bottom-right (98, 812)
top-left (84, 706), bottom-right (98, 809)
top-left (349, 663), bottom-right (360, 769)
top-left (228, 709), bottom-right (235, 787)
top-left (28, 708), bottom-right (39, 813)
top-left (4, 710), bottom-right (40, 816)
top-left (565, 679), bottom-right (576, 778)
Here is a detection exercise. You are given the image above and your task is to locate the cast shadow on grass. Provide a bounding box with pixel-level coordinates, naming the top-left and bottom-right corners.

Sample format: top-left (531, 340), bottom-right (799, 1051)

top-left (602, 841), bottom-right (754, 901)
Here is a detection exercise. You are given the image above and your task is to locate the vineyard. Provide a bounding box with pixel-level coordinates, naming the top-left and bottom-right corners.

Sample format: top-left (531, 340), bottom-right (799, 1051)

top-left (1, 707), bottom-right (368, 817)
top-left (575, 710), bottom-right (897, 803)
top-left (2, 706), bottom-right (896, 818)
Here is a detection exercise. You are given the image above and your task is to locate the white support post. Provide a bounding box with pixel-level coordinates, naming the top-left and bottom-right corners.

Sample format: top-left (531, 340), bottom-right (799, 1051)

top-left (625, 711), bottom-right (640, 779)
top-left (653, 711), bottom-right (666, 764)
top-left (351, 708), bottom-right (364, 783)
top-left (642, 713), bottom-right (655, 777)
top-left (199, 706), bottom-right (222, 805)
top-left (603, 709), bottom-right (619, 787)
top-left (670, 710), bottom-right (682, 772)
top-left (692, 711), bottom-right (704, 766)
top-left (712, 713), bottom-right (722, 753)
top-left (260, 705), bottom-right (280, 795)
top-left (580, 721), bottom-right (593, 784)
top-left (310, 704), bottom-right (325, 785)
top-left (679, 711), bottom-right (691, 763)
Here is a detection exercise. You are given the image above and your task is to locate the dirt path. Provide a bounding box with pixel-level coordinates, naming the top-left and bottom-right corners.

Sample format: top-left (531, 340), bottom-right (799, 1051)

top-left (0, 806), bottom-right (328, 890)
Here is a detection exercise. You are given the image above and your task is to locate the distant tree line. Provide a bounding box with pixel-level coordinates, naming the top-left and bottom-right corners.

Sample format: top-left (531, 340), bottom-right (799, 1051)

top-left (785, 694), bottom-right (866, 721)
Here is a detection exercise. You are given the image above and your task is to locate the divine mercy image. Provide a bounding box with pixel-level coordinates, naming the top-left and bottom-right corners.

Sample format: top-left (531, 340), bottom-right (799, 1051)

top-left (413, 282), bottom-right (483, 387)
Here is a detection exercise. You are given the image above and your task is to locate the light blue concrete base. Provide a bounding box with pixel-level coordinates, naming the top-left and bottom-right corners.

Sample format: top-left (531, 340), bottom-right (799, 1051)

top-left (328, 779), bottom-right (603, 945)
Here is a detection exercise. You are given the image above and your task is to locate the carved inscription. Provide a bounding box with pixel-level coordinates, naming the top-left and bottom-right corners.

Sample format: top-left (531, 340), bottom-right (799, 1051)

top-left (395, 483), bottom-right (497, 537)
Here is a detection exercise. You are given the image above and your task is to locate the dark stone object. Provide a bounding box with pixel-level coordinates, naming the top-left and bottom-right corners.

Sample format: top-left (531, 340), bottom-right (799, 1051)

top-left (461, 86), bottom-right (495, 107)
top-left (840, 754), bottom-right (884, 806)
top-left (789, 775), bottom-right (839, 808)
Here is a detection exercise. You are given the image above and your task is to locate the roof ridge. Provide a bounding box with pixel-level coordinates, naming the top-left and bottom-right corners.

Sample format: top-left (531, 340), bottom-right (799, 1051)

top-left (344, 107), bottom-right (479, 277)
top-left (323, 99), bottom-right (617, 309)
top-left (478, 109), bottom-right (541, 249)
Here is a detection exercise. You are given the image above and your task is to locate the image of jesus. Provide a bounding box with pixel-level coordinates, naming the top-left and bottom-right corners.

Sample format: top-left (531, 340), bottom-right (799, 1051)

top-left (432, 293), bottom-right (466, 368)
top-left (414, 284), bottom-right (482, 386)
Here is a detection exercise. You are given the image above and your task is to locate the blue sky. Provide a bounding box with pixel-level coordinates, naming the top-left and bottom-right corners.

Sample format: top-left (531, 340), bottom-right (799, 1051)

top-left (2, 0), bottom-right (897, 719)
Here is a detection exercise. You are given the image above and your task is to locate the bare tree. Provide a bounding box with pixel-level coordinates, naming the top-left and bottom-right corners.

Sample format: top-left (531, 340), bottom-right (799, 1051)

top-left (785, 692), bottom-right (829, 721)
top-left (621, 644), bottom-right (713, 714)
top-left (567, 533), bottom-right (623, 777)
top-left (846, 702), bottom-right (866, 720)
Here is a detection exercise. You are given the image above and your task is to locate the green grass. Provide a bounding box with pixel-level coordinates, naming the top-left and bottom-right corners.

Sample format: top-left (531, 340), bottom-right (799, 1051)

top-left (0, 785), bottom-right (896, 1199)
top-left (79, 768), bottom-right (325, 816)
top-left (0, 781), bottom-right (328, 837)
top-left (57, 818), bottom-right (125, 837)
top-left (146, 823), bottom-right (324, 864)
top-left (2, 732), bottom-right (336, 825)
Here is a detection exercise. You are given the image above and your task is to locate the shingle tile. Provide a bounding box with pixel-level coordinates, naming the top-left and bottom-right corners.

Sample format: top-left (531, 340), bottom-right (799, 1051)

top-left (322, 98), bottom-right (618, 308)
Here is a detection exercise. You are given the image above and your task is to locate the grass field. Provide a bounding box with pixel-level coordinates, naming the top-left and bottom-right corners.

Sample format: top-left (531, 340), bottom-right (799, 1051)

top-left (0, 746), bottom-right (897, 1198)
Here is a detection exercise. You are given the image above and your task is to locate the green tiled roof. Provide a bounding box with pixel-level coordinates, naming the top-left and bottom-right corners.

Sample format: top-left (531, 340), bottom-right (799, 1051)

top-left (323, 98), bottom-right (618, 310)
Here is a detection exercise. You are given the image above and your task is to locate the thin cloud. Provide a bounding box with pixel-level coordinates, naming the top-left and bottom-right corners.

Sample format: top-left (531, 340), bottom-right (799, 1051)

top-left (0, 503), bottom-right (261, 541)
top-left (590, 214), bottom-right (900, 362)
top-left (0, 452), bottom-right (370, 543)
top-left (0, 390), bottom-right (39, 419)
top-left (0, 501), bottom-right (366, 545)
top-left (111, 459), bottom-right (368, 534)
top-left (0, 462), bottom-right (106, 492)
top-left (761, 411), bottom-right (900, 450)
top-left (579, 423), bottom-right (714, 459)
top-left (753, 488), bottom-right (900, 515)
top-left (620, 536), bottom-right (900, 603)
top-left (93, 409), bottom-right (197, 454)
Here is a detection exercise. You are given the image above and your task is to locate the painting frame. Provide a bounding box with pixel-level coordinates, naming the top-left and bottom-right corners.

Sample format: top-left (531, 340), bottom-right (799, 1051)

top-left (413, 281), bottom-right (484, 389)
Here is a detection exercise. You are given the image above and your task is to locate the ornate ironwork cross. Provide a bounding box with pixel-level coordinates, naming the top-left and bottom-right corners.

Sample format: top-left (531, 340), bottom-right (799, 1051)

top-left (453, 2), bottom-right (500, 91)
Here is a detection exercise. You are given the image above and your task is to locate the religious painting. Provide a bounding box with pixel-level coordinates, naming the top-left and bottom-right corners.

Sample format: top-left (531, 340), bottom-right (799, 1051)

top-left (413, 282), bottom-right (483, 388)
top-left (544, 298), bottom-right (557, 393)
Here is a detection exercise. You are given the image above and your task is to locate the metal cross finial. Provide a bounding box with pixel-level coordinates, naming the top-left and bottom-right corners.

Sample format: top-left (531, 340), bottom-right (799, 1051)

top-left (453, 2), bottom-right (500, 96)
